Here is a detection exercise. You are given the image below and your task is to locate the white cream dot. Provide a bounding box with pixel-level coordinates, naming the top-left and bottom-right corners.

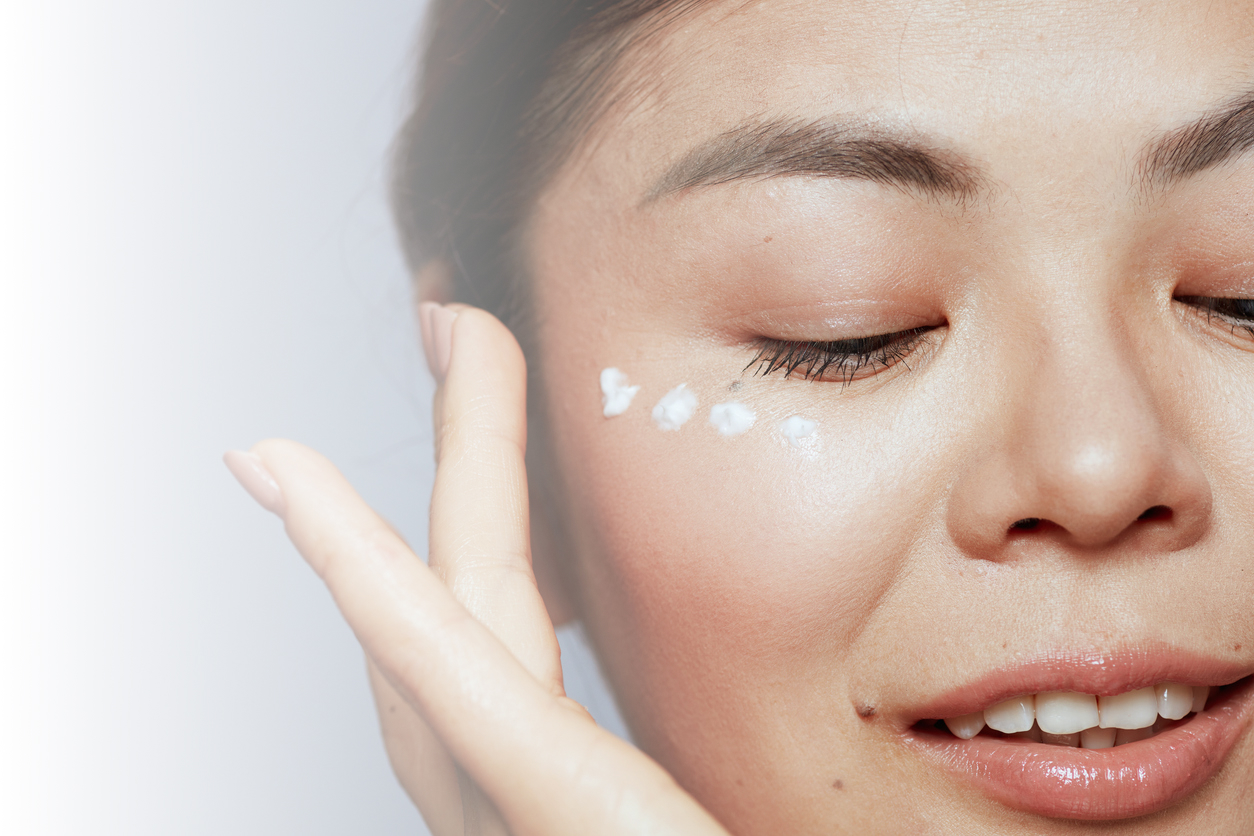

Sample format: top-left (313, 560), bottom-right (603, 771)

top-left (709, 402), bottom-right (755, 437)
top-left (652, 384), bottom-right (697, 430)
top-left (599, 367), bottom-right (640, 417)
top-left (779, 415), bottom-right (817, 447)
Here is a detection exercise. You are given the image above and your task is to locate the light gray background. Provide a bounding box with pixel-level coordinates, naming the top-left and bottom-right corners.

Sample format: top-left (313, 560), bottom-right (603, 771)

top-left (2, 2), bottom-right (626, 833)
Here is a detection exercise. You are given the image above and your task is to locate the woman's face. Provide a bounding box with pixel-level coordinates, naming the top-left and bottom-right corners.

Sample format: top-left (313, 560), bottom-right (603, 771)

top-left (525, 1), bottom-right (1254, 832)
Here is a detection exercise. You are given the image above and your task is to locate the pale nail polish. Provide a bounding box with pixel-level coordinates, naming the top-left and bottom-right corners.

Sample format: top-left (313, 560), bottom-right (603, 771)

top-left (418, 302), bottom-right (437, 377)
top-left (223, 450), bottom-right (286, 517)
top-left (419, 302), bottom-right (457, 383)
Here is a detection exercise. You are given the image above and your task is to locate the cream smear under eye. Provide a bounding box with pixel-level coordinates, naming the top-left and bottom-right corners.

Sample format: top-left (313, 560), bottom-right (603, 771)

top-left (709, 402), bottom-right (755, 436)
top-left (652, 384), bottom-right (697, 430)
top-left (779, 415), bottom-right (817, 447)
top-left (600, 367), bottom-right (640, 417)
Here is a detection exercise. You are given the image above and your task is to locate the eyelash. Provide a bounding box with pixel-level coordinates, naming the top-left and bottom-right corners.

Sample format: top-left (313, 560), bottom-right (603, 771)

top-left (746, 327), bottom-right (932, 384)
top-left (745, 296), bottom-right (1254, 385)
top-left (1178, 295), bottom-right (1254, 338)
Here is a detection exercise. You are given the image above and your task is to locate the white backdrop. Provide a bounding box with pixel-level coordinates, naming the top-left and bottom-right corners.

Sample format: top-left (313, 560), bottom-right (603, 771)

top-left (1, 2), bottom-right (625, 833)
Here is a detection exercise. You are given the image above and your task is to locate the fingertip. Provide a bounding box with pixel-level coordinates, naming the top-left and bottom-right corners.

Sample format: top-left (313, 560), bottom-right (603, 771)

top-left (419, 302), bottom-right (458, 383)
top-left (443, 306), bottom-right (527, 385)
top-left (224, 448), bottom-right (286, 517)
top-left (248, 440), bottom-right (392, 545)
top-left (250, 437), bottom-right (311, 462)
top-left (249, 439), bottom-right (346, 506)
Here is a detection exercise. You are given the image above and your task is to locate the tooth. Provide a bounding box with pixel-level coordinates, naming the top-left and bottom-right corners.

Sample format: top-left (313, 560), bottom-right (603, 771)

top-left (945, 712), bottom-right (986, 740)
top-left (1115, 726), bottom-right (1154, 746)
top-left (1040, 731), bottom-right (1080, 746)
top-left (1191, 686), bottom-right (1210, 714)
top-left (1035, 692), bottom-right (1099, 735)
top-left (984, 695), bottom-right (1035, 734)
top-left (1098, 687), bottom-right (1158, 729)
top-left (1081, 726), bottom-right (1117, 749)
top-left (1156, 682), bottom-right (1193, 721)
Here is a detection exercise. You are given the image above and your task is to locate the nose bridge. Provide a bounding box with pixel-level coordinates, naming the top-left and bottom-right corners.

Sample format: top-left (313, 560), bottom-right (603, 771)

top-left (947, 265), bottom-right (1212, 557)
top-left (1019, 308), bottom-right (1164, 530)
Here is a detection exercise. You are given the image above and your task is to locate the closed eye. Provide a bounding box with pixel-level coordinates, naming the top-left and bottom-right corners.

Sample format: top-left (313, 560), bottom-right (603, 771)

top-left (745, 327), bottom-right (935, 385)
top-left (1177, 295), bottom-right (1254, 339)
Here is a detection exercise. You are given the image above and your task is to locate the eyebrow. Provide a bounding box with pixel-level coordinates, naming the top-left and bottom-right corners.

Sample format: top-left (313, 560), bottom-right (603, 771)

top-left (646, 89), bottom-right (1254, 206)
top-left (643, 118), bottom-right (986, 204)
top-left (1139, 90), bottom-right (1254, 188)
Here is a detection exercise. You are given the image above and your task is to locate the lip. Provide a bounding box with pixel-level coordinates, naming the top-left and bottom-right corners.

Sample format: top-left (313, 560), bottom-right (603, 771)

top-left (906, 648), bottom-right (1252, 722)
top-left (902, 650), bottom-right (1254, 821)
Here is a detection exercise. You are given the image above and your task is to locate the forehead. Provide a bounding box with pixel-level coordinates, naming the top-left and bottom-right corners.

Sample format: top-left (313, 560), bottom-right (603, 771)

top-left (559, 0), bottom-right (1254, 205)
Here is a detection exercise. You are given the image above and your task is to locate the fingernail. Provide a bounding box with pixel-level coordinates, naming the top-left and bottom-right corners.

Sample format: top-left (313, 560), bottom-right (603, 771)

top-left (223, 450), bottom-right (286, 517)
top-left (418, 301), bottom-right (437, 377)
top-left (419, 302), bottom-right (457, 383)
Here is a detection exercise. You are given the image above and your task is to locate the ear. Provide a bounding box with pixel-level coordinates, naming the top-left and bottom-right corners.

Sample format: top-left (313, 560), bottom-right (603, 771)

top-left (529, 475), bottom-right (579, 627)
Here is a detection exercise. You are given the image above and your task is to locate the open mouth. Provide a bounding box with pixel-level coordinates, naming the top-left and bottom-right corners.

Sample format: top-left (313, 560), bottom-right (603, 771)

top-left (915, 681), bottom-right (1216, 749)
top-left (905, 669), bottom-right (1254, 821)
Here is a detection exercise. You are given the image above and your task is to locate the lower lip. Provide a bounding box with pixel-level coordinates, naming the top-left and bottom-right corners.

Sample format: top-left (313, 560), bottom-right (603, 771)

top-left (907, 678), bottom-right (1254, 820)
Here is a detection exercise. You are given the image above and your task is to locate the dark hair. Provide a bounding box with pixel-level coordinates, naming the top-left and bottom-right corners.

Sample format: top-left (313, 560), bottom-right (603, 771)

top-left (390, 0), bottom-right (704, 325)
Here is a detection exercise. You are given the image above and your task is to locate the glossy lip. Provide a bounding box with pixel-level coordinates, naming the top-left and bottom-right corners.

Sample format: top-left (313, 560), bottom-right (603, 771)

top-left (901, 650), bottom-right (1254, 821)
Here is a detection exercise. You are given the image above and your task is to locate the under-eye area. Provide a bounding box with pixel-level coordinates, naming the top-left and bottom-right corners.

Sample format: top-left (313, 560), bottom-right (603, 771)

top-left (745, 327), bottom-right (936, 385)
top-left (911, 676), bottom-right (1253, 749)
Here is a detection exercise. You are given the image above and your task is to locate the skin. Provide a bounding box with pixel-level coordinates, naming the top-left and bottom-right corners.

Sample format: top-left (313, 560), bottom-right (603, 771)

top-left (525, 0), bottom-right (1254, 832)
top-left (234, 1), bottom-right (1254, 834)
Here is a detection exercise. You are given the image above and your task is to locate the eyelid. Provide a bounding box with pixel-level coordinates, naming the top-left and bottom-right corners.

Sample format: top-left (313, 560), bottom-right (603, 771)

top-left (724, 301), bottom-right (939, 342)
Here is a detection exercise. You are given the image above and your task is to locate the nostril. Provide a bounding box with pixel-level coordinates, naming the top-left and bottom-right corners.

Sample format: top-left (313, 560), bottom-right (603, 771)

top-left (1137, 505), bottom-right (1172, 522)
top-left (1009, 517), bottom-right (1041, 532)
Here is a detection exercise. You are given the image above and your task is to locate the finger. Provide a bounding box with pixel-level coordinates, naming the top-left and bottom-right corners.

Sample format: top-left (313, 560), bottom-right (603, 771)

top-left (377, 442), bottom-right (514, 836)
top-left (368, 532), bottom-right (510, 836)
top-left (255, 439), bottom-right (727, 836)
top-left (366, 659), bottom-right (467, 836)
top-left (428, 306), bottom-right (562, 691)
top-left (369, 660), bottom-right (511, 836)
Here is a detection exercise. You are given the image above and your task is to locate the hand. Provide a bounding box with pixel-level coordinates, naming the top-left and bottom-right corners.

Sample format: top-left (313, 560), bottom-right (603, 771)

top-left (225, 305), bottom-right (728, 836)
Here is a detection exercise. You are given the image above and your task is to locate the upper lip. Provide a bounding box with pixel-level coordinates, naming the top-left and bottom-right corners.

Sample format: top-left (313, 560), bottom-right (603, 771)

top-left (904, 646), bottom-right (1254, 723)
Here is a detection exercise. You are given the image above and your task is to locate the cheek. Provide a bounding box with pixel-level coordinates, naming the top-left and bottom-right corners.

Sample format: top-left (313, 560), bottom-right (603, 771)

top-left (538, 342), bottom-right (932, 689)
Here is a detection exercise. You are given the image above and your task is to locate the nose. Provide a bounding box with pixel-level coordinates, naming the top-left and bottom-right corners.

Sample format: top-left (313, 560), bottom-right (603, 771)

top-left (946, 325), bottom-right (1212, 558)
